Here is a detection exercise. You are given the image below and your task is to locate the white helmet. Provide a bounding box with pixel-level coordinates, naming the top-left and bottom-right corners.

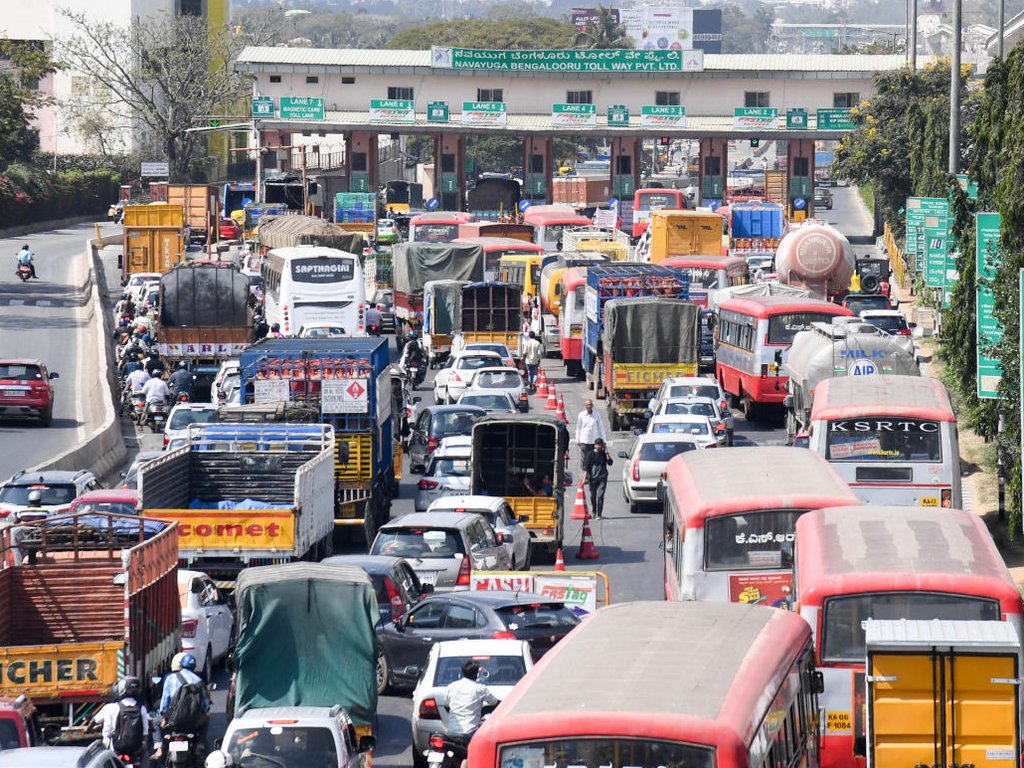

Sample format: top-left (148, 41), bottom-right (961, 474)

top-left (205, 751), bottom-right (235, 768)
top-left (170, 651), bottom-right (187, 672)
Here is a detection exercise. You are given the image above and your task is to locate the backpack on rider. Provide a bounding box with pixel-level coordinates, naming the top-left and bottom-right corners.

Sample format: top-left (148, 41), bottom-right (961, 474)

top-left (111, 697), bottom-right (145, 755)
top-left (165, 671), bottom-right (205, 732)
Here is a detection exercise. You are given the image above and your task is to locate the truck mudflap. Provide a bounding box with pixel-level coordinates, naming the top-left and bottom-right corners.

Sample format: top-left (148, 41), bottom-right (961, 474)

top-left (507, 496), bottom-right (560, 545)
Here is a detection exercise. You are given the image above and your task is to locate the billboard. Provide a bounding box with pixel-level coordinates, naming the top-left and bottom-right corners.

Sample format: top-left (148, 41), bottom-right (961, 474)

top-left (581, 5), bottom-right (722, 53)
top-left (572, 7), bottom-right (619, 29)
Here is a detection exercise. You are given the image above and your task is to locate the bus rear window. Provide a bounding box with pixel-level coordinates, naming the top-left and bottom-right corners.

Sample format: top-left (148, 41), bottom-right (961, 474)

top-left (704, 509), bottom-right (804, 571)
top-left (637, 192), bottom-right (678, 210)
top-left (500, 739), bottom-right (713, 768)
top-left (767, 312), bottom-right (839, 345)
top-left (825, 419), bottom-right (942, 462)
top-left (419, 224), bottom-right (459, 242)
top-left (822, 593), bottom-right (1000, 662)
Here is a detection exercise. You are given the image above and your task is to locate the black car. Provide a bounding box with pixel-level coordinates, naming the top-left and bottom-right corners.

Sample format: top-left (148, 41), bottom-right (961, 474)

top-left (321, 554), bottom-right (430, 624)
top-left (813, 187), bottom-right (833, 210)
top-left (376, 591), bottom-right (581, 692)
top-left (407, 405), bottom-right (486, 473)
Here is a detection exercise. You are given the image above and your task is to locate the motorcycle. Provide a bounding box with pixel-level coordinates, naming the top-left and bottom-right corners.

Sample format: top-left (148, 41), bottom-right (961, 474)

top-left (368, 323), bottom-right (381, 336)
top-left (161, 730), bottom-right (202, 767)
top-left (144, 400), bottom-right (169, 432)
top-left (16, 264), bottom-right (31, 282)
top-left (426, 732), bottom-right (468, 768)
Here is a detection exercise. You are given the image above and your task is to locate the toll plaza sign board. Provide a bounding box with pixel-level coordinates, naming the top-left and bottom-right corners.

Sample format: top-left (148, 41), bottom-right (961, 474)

top-left (370, 99), bottom-right (415, 124)
top-left (432, 46), bottom-right (695, 73)
top-left (976, 212), bottom-right (1003, 399)
top-left (462, 101), bottom-right (507, 126)
top-left (734, 107), bottom-right (778, 130)
top-left (552, 103), bottom-right (597, 128)
top-left (280, 97), bottom-right (325, 121)
top-left (641, 105), bottom-right (686, 129)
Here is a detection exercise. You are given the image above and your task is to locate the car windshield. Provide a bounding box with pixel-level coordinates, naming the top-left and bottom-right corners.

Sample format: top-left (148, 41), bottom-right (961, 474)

top-left (863, 315), bottom-right (907, 333)
top-left (638, 441), bottom-right (698, 461)
top-left (168, 408), bottom-right (217, 431)
top-left (433, 411), bottom-right (483, 437)
top-left (494, 603), bottom-right (580, 630)
top-left (225, 726), bottom-right (338, 766)
top-left (427, 456), bottom-right (472, 477)
top-left (662, 402), bottom-right (716, 418)
top-left (371, 529), bottom-right (466, 559)
top-left (434, 655), bottom-right (527, 687)
top-left (0, 483), bottom-right (77, 506)
top-left (71, 501), bottom-right (136, 516)
top-left (473, 371), bottom-right (521, 388)
top-left (651, 421), bottom-right (709, 436)
top-left (0, 364), bottom-right (42, 380)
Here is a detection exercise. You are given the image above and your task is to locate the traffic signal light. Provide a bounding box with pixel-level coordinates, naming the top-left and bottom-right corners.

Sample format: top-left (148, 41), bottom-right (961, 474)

top-left (659, 137), bottom-right (671, 146)
top-left (750, 138), bottom-right (760, 148)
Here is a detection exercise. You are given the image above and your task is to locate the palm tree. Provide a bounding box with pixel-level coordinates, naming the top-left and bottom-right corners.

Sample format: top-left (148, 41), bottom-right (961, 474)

top-left (574, 7), bottom-right (632, 50)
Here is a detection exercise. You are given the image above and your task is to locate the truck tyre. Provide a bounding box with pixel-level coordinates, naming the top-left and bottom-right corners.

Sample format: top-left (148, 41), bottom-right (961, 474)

top-left (521, 541), bottom-right (532, 571)
top-left (608, 404), bottom-right (619, 432)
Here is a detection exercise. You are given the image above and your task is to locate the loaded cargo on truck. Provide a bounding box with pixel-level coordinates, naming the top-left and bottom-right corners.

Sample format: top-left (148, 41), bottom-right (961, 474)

top-left (334, 192), bottom-right (378, 237)
top-left (560, 226), bottom-right (630, 261)
top-left (0, 512), bottom-right (178, 742)
top-left (230, 562), bottom-right (379, 746)
top-left (602, 297), bottom-right (701, 430)
top-left (461, 281), bottom-right (523, 352)
top-left (466, 177), bottom-right (521, 221)
top-left (647, 209), bottom-right (725, 262)
top-left (140, 423), bottom-right (336, 583)
top-left (157, 261), bottom-right (254, 398)
top-left (471, 414), bottom-right (570, 554)
top-left (729, 202), bottom-right (785, 272)
top-left (167, 184), bottom-right (219, 244)
top-left (423, 280), bottom-right (468, 366)
top-left (393, 242), bottom-right (485, 346)
top-left (551, 177), bottom-right (611, 210)
top-left (121, 204), bottom-right (185, 282)
top-left (238, 337), bottom-right (395, 543)
top-left (775, 221), bottom-right (855, 301)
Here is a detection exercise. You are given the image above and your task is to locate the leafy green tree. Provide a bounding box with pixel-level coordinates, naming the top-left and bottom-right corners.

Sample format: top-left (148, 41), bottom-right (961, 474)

top-left (573, 7), bottom-right (632, 49)
top-left (0, 41), bottom-right (55, 167)
top-left (385, 19), bottom-right (576, 50)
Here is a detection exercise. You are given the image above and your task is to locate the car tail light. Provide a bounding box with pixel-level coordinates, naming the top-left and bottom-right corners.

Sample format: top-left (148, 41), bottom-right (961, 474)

top-left (720, 400), bottom-right (729, 412)
top-left (705, 443), bottom-right (718, 448)
top-left (941, 489), bottom-right (953, 508)
top-left (0, 510), bottom-right (10, 519)
top-left (495, 532), bottom-right (506, 544)
top-left (181, 618), bottom-right (199, 638)
top-left (714, 422), bottom-right (725, 433)
top-left (418, 479), bottom-right (439, 490)
top-left (267, 719), bottom-right (300, 725)
top-left (451, 372), bottom-right (462, 384)
top-left (456, 555), bottom-right (471, 586)
top-left (429, 735), bottom-right (446, 750)
top-left (491, 631), bottom-right (517, 640)
top-left (418, 698), bottom-right (441, 720)
top-left (896, 328), bottom-right (912, 336)
top-left (632, 457), bottom-right (640, 482)
top-left (427, 436), bottom-right (439, 453)
top-left (163, 434), bottom-right (169, 447)
top-left (384, 576), bottom-right (404, 621)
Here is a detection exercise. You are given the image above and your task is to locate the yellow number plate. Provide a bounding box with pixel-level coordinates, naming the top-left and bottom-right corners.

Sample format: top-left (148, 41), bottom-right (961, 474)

top-left (920, 497), bottom-right (939, 507)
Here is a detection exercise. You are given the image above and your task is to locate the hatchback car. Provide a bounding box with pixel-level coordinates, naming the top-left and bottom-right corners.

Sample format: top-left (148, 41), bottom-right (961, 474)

top-left (426, 495), bottom-right (531, 571)
top-left (376, 218), bottom-right (400, 245)
top-left (414, 437), bottom-right (473, 512)
top-left (67, 489), bottom-right (138, 517)
top-left (434, 351), bottom-right (503, 404)
top-left (211, 359), bottom-right (240, 406)
top-left (463, 342), bottom-right (517, 368)
top-left (322, 554), bottom-right (430, 625)
top-left (406, 405), bottom-right (486, 473)
top-left (369, 511), bottom-right (510, 593)
top-left (219, 217), bottom-right (242, 241)
top-left (618, 434), bottom-right (701, 513)
top-left (813, 186), bottom-right (833, 210)
top-left (376, 590), bottom-right (579, 692)
top-left (455, 392), bottom-right (518, 413)
top-left (462, 367), bottom-right (527, 410)
top-left (843, 292), bottom-right (893, 314)
top-left (178, 569), bottom-right (234, 679)
top-left (859, 309), bottom-right (917, 357)
top-left (645, 414), bottom-right (718, 449)
top-left (411, 639), bottom-right (533, 766)
top-left (0, 470), bottom-right (102, 523)
top-left (0, 360), bottom-right (59, 426)
top-left (122, 271), bottom-right (160, 299)
top-left (163, 402), bottom-right (218, 450)
top-left (648, 376), bottom-right (733, 440)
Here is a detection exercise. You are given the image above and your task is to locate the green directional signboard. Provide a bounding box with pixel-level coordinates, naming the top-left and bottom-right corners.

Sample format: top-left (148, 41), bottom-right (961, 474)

top-left (252, 96), bottom-right (275, 118)
top-left (923, 227), bottom-right (950, 288)
top-left (369, 99), bottom-right (414, 123)
top-left (552, 103), bottom-right (597, 128)
top-left (427, 101), bottom-right (449, 123)
top-left (976, 212), bottom-right (1003, 399)
top-left (956, 173), bottom-right (979, 200)
top-left (462, 101), bottom-right (507, 126)
top-left (607, 104), bottom-right (630, 127)
top-left (733, 107), bottom-right (778, 130)
top-left (431, 46), bottom-right (696, 73)
top-left (279, 96), bottom-right (325, 121)
top-left (816, 108), bottom-right (855, 130)
top-left (640, 105), bottom-right (686, 129)
top-left (786, 109), bottom-right (808, 129)
top-left (906, 197), bottom-right (950, 275)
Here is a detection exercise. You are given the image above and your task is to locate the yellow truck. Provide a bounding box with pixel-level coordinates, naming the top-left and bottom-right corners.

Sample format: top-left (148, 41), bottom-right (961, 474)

top-left (865, 619), bottom-right (1021, 768)
top-left (648, 209), bottom-right (725, 262)
top-left (167, 184), bottom-right (219, 244)
top-left (121, 203), bottom-right (184, 282)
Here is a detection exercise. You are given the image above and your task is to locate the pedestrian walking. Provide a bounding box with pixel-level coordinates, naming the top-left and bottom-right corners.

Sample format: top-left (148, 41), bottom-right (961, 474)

top-left (575, 398), bottom-right (607, 472)
top-left (582, 438), bottom-right (613, 518)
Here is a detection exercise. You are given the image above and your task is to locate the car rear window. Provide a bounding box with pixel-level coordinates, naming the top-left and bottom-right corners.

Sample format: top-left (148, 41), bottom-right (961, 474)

top-left (434, 655), bottom-right (527, 687)
top-left (168, 408), bottom-right (218, 431)
top-left (666, 384), bottom-right (719, 400)
top-left (474, 371), bottom-right (521, 388)
top-left (460, 395), bottom-right (513, 411)
top-left (433, 411), bottom-right (482, 436)
top-left (639, 441), bottom-right (698, 461)
top-left (371, 529), bottom-right (467, 559)
top-left (226, 726), bottom-right (338, 764)
top-left (71, 501), bottom-right (137, 516)
top-left (844, 295), bottom-right (890, 314)
top-left (0, 718), bottom-right (23, 750)
top-left (427, 457), bottom-right (472, 477)
top-left (864, 315), bottom-right (907, 333)
top-left (652, 421), bottom-right (709, 436)
top-left (458, 356), bottom-right (497, 370)
top-left (0, 484), bottom-right (77, 506)
top-left (663, 402), bottom-right (715, 418)
top-left (0, 364), bottom-right (42, 380)
top-left (494, 603), bottom-right (580, 630)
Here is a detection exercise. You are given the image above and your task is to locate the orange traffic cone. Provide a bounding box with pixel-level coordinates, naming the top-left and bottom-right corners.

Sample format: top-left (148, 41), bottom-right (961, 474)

top-left (536, 369), bottom-right (548, 398)
top-left (555, 393), bottom-right (567, 422)
top-left (545, 384), bottom-right (557, 411)
top-left (570, 482), bottom-right (588, 520)
top-left (519, 388), bottom-right (530, 412)
top-left (554, 547), bottom-right (566, 571)
top-left (575, 507), bottom-right (600, 560)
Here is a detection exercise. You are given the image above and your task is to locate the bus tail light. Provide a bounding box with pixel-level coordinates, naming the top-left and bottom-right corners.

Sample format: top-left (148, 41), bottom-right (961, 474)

top-left (418, 698), bottom-right (441, 720)
top-left (761, 364), bottom-right (769, 378)
top-left (941, 489), bottom-right (953, 508)
top-left (456, 555), bottom-right (471, 586)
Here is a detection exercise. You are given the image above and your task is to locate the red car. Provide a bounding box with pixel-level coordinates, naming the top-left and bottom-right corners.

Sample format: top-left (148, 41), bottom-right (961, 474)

top-left (0, 695), bottom-right (39, 748)
top-left (220, 218), bottom-right (242, 241)
top-left (0, 359), bottom-right (59, 426)
top-left (67, 488), bottom-right (139, 516)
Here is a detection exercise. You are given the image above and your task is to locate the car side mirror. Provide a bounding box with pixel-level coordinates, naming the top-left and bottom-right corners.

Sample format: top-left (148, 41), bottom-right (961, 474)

top-left (358, 735), bottom-right (377, 754)
top-left (190, 580), bottom-right (204, 594)
top-left (410, 465), bottom-right (424, 474)
top-left (812, 670), bottom-right (825, 694)
top-left (632, 428), bottom-right (643, 436)
top-left (412, 396), bottom-right (422, 404)
top-left (617, 451), bottom-right (629, 459)
top-left (48, 372), bottom-right (59, 380)
top-left (909, 322), bottom-right (917, 329)
top-left (402, 665), bottom-right (421, 679)
top-left (643, 410), bottom-right (653, 420)
top-left (225, 653), bottom-right (235, 673)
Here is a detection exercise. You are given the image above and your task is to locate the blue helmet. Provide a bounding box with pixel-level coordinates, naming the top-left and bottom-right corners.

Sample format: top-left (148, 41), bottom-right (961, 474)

top-left (180, 652), bottom-right (197, 671)
top-left (407, 332), bottom-right (418, 340)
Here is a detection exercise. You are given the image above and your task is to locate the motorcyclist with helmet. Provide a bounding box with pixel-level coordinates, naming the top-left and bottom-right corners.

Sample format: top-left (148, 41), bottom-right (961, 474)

top-left (93, 676), bottom-right (150, 764)
top-left (153, 651), bottom-right (210, 762)
top-left (15, 244), bottom-right (37, 280)
top-left (400, 332), bottom-right (427, 387)
top-left (168, 360), bottom-right (194, 401)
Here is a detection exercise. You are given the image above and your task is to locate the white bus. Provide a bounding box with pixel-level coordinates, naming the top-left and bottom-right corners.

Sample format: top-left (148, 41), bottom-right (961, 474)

top-left (808, 375), bottom-right (962, 509)
top-left (261, 246), bottom-right (366, 336)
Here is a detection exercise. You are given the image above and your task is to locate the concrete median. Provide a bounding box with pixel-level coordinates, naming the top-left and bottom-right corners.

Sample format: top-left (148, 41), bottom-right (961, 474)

top-left (28, 234), bottom-right (127, 479)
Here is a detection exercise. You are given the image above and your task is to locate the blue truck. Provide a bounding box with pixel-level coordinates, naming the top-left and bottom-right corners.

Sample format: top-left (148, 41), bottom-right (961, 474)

top-left (729, 202), bottom-right (785, 273)
top-left (582, 264), bottom-right (690, 397)
top-left (239, 336), bottom-right (395, 544)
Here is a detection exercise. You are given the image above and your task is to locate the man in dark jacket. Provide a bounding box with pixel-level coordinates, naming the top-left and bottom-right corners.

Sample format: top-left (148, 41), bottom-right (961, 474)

top-left (581, 437), bottom-right (613, 518)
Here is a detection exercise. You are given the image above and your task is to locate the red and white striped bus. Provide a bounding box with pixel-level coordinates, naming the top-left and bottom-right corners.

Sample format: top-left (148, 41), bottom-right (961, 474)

top-left (558, 268), bottom-right (587, 377)
top-left (632, 187), bottom-right (685, 238)
top-left (523, 209), bottom-right (592, 251)
top-left (664, 446), bottom-right (858, 605)
top-left (715, 295), bottom-right (852, 419)
top-left (409, 211), bottom-right (474, 243)
top-left (794, 505), bottom-right (1024, 768)
top-left (661, 254), bottom-right (749, 307)
top-left (453, 237), bottom-right (545, 282)
top-left (469, 601), bottom-right (823, 768)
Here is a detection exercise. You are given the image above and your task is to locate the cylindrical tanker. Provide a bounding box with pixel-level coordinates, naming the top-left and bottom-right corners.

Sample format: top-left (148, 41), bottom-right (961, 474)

top-left (775, 221), bottom-right (855, 299)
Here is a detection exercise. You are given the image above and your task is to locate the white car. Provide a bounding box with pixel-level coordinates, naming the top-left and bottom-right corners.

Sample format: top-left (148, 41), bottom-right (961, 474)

top-left (122, 272), bottom-right (160, 300)
top-left (646, 413), bottom-right (719, 449)
top-left (618, 434), bottom-right (702, 513)
top-left (427, 495), bottom-right (532, 571)
top-left (464, 342), bottom-right (517, 368)
top-left (455, 391), bottom-right (519, 413)
top-left (434, 351), bottom-right (503, 404)
top-left (652, 396), bottom-right (729, 446)
top-left (462, 366), bottom-right (527, 409)
top-left (411, 639), bottom-right (532, 765)
top-left (178, 569), bottom-right (234, 679)
top-left (129, 278), bottom-right (161, 308)
top-left (858, 309), bottom-right (917, 357)
top-left (648, 376), bottom-right (734, 440)
top-left (298, 323), bottom-right (349, 338)
top-left (163, 402), bottom-right (218, 450)
top-left (414, 436), bottom-right (472, 511)
top-left (211, 359), bottom-right (240, 406)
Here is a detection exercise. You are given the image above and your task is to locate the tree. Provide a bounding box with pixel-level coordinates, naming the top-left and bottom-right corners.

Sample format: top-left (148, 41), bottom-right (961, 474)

top-left (573, 7), bottom-right (632, 49)
top-left (57, 10), bottom-right (262, 181)
top-left (0, 40), bottom-right (55, 167)
top-left (384, 19), bottom-right (576, 50)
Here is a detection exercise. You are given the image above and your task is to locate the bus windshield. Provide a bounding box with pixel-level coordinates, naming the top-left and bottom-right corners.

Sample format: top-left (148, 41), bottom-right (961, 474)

top-left (822, 592), bottom-right (1000, 662)
top-left (704, 509), bottom-right (803, 571)
top-left (767, 312), bottom-right (841, 345)
top-left (499, 739), bottom-right (714, 768)
top-left (825, 419), bottom-right (942, 462)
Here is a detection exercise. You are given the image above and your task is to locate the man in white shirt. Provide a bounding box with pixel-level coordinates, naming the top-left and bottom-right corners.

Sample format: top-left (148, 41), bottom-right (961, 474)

top-left (521, 332), bottom-right (543, 388)
top-left (93, 676), bottom-right (150, 755)
top-left (142, 374), bottom-right (170, 404)
top-left (444, 660), bottom-right (499, 742)
top-left (124, 367), bottom-right (150, 394)
top-left (574, 398), bottom-right (607, 472)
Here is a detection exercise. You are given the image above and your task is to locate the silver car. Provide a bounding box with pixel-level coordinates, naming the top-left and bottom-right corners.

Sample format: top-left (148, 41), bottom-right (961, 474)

top-left (413, 437), bottom-right (472, 512)
top-left (618, 434), bottom-right (701, 513)
top-left (369, 511), bottom-right (511, 592)
top-left (858, 309), bottom-right (917, 357)
top-left (426, 495), bottom-right (532, 570)
top-left (651, 396), bottom-right (729, 446)
top-left (648, 376), bottom-right (734, 441)
top-left (462, 367), bottom-right (527, 409)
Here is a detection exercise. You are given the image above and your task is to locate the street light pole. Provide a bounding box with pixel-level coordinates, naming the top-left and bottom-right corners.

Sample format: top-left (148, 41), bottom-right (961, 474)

top-left (949, 0), bottom-right (962, 174)
top-left (910, 0), bottom-right (918, 69)
top-left (998, 0), bottom-right (1005, 58)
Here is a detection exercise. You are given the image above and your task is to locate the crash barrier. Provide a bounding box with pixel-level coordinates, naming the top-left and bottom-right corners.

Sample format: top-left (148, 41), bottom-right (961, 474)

top-left (29, 235), bottom-right (127, 480)
top-left (468, 570), bottom-right (610, 615)
top-left (883, 222), bottom-right (908, 289)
